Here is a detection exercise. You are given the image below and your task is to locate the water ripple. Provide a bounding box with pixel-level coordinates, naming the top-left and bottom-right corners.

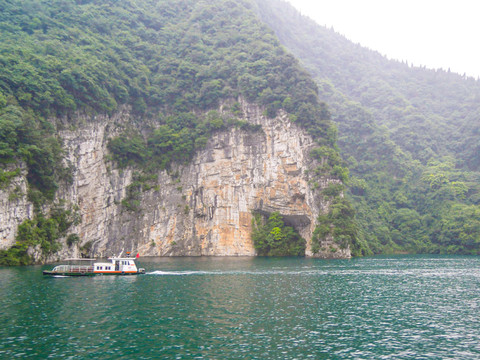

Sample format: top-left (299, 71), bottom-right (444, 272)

top-left (1, 255), bottom-right (480, 359)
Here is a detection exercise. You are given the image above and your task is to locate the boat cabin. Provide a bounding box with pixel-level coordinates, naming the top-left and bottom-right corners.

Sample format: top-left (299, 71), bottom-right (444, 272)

top-left (94, 258), bottom-right (139, 274)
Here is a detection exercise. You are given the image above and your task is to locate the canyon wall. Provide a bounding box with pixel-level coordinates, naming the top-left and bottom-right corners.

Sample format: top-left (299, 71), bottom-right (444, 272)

top-left (0, 102), bottom-right (350, 261)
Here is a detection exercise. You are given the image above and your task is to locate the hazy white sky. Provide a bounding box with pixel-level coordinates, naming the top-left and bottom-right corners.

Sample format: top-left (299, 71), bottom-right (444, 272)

top-left (285, 0), bottom-right (480, 78)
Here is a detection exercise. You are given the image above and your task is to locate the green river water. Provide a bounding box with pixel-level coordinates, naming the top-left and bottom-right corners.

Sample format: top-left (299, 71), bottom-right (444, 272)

top-left (1, 255), bottom-right (479, 359)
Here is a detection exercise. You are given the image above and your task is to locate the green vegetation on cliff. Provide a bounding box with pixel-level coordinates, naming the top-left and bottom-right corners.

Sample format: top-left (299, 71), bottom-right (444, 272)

top-left (107, 110), bottom-right (262, 171)
top-left (256, 0), bottom-right (480, 255)
top-left (0, 203), bottom-right (80, 265)
top-left (252, 212), bottom-right (306, 256)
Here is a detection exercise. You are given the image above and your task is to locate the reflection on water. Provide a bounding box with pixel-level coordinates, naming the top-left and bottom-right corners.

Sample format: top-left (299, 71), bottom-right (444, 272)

top-left (1, 255), bottom-right (479, 359)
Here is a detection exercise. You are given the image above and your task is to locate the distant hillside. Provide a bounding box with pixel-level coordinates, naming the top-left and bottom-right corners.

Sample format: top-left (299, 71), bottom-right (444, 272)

top-left (256, 0), bottom-right (480, 254)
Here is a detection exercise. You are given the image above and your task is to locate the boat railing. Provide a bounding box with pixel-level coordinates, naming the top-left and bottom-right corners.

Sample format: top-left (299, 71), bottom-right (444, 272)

top-left (53, 265), bottom-right (94, 274)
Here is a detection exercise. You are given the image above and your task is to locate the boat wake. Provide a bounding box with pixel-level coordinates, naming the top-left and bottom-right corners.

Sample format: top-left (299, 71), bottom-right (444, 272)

top-left (148, 270), bottom-right (222, 276)
top-left (146, 269), bottom-right (479, 277)
top-left (147, 270), bottom-right (323, 276)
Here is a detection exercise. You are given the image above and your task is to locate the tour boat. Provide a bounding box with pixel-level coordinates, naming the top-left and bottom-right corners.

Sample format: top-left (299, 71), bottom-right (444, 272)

top-left (43, 253), bottom-right (146, 276)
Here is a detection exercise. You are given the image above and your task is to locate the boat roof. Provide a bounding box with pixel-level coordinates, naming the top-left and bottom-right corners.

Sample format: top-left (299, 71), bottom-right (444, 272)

top-left (60, 257), bottom-right (137, 262)
top-left (64, 258), bottom-right (97, 261)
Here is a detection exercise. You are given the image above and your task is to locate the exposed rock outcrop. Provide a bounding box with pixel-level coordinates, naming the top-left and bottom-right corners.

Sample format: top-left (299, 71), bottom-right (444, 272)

top-left (0, 102), bottom-right (350, 261)
top-left (0, 163), bottom-right (33, 249)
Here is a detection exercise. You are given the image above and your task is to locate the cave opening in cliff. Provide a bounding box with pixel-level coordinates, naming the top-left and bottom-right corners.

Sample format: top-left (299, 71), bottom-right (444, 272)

top-left (251, 211), bottom-right (308, 256)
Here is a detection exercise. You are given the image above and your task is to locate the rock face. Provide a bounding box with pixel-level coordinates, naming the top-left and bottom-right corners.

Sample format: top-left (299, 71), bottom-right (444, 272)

top-left (0, 102), bottom-right (351, 261)
top-left (0, 163), bottom-right (33, 250)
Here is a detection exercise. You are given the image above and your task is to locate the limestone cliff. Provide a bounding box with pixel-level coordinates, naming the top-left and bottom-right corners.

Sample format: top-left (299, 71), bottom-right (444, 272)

top-left (0, 163), bottom-right (33, 250)
top-left (0, 102), bottom-right (350, 261)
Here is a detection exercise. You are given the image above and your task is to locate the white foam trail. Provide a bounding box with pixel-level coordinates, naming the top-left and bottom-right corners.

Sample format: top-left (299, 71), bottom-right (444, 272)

top-left (148, 270), bottom-right (215, 276)
top-left (146, 268), bottom-right (480, 277)
top-left (148, 270), bottom-right (326, 276)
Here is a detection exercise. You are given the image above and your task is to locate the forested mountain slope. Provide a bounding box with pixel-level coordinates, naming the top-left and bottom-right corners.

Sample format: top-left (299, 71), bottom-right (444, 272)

top-left (256, 0), bottom-right (480, 168)
top-left (0, 0), bottom-right (358, 264)
top-left (0, 0), bottom-right (328, 181)
top-left (256, 0), bottom-right (480, 254)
